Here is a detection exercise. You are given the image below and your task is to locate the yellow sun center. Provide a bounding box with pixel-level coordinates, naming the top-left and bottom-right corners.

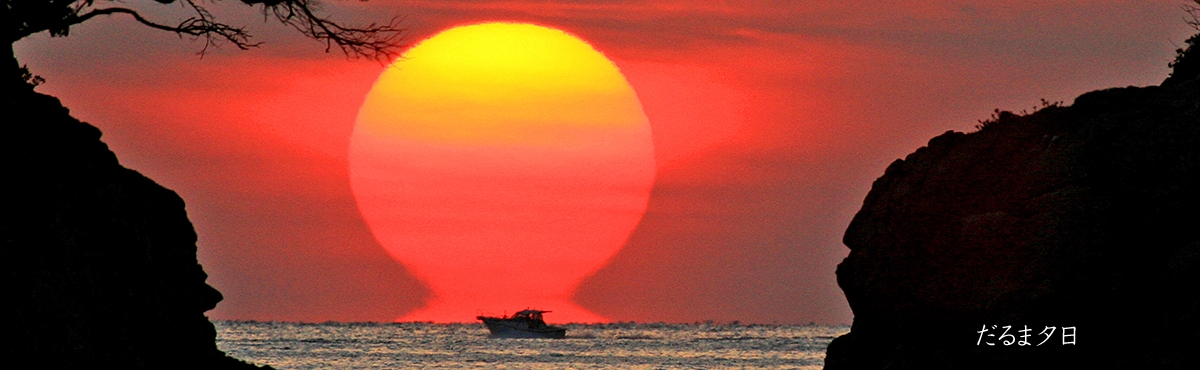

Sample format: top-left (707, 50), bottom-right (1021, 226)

top-left (358, 23), bottom-right (646, 146)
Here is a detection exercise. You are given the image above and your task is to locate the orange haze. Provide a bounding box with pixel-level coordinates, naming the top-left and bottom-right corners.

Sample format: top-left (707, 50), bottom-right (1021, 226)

top-left (13, 0), bottom-right (1193, 324)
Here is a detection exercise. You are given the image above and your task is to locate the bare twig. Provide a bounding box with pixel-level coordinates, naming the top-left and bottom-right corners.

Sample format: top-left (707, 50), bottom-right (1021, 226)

top-left (74, 5), bottom-right (259, 53)
top-left (259, 0), bottom-right (406, 62)
top-left (1186, 0), bottom-right (1200, 29)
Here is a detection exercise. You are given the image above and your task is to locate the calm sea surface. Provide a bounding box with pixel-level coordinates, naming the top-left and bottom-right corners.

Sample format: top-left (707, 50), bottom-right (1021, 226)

top-left (215, 321), bottom-right (848, 369)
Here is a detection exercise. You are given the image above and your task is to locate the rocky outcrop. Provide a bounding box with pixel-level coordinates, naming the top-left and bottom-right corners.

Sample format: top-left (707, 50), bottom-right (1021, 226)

top-left (1, 85), bottom-right (266, 368)
top-left (826, 43), bottom-right (1200, 368)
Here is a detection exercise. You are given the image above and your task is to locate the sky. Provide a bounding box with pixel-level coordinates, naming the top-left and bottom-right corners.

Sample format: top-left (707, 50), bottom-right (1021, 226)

top-left (15, 0), bottom-right (1196, 324)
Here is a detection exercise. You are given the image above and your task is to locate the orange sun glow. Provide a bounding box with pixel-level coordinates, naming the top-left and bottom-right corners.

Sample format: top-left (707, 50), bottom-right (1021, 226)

top-left (349, 22), bottom-right (655, 323)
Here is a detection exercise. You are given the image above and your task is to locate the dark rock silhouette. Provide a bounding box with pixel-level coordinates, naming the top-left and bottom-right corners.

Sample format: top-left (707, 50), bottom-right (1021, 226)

top-left (825, 38), bottom-right (1200, 368)
top-left (1, 86), bottom-right (267, 367)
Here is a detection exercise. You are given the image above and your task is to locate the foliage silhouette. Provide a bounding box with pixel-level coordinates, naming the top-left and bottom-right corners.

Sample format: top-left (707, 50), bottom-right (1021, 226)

top-left (1165, 0), bottom-right (1200, 85)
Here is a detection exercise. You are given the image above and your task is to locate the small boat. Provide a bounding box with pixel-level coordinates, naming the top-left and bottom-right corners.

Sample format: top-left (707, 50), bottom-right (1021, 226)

top-left (476, 309), bottom-right (567, 338)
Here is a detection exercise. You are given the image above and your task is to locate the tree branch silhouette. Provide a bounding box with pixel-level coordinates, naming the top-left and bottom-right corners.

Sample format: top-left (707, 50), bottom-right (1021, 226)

top-left (252, 0), bottom-right (405, 62)
top-left (72, 5), bottom-right (259, 53)
top-left (4, 0), bottom-right (404, 61)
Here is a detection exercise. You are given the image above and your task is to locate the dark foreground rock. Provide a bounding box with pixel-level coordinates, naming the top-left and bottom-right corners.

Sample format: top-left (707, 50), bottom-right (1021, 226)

top-left (1, 86), bottom-right (267, 368)
top-left (826, 45), bottom-right (1200, 368)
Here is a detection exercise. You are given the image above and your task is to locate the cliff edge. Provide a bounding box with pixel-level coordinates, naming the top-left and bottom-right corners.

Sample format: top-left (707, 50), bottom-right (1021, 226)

top-left (1, 85), bottom-right (266, 368)
top-left (825, 37), bottom-right (1200, 369)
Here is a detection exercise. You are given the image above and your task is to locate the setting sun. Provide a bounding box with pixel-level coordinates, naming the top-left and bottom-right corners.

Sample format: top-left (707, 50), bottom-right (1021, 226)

top-left (349, 22), bottom-right (655, 322)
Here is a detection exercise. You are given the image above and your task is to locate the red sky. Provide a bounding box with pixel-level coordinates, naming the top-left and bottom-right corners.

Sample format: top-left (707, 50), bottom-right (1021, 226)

top-left (15, 0), bottom-right (1194, 324)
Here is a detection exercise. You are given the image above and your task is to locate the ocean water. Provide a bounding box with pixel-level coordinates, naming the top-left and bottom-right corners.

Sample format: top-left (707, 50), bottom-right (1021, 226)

top-left (215, 321), bottom-right (848, 369)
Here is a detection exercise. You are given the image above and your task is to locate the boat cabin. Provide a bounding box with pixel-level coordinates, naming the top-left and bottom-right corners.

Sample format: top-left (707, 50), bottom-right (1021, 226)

top-left (513, 310), bottom-right (547, 321)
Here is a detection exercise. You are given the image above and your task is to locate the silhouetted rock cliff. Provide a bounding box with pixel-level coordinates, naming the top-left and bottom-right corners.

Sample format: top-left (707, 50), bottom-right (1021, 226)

top-left (1, 86), bottom-right (266, 368)
top-left (825, 43), bottom-right (1200, 368)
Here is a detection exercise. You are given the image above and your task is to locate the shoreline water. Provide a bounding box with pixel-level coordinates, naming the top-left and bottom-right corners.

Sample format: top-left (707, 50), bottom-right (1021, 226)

top-left (216, 321), bottom-right (848, 369)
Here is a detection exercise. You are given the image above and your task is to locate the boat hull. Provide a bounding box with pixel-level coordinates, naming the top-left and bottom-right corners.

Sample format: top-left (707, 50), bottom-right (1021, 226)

top-left (479, 317), bottom-right (567, 339)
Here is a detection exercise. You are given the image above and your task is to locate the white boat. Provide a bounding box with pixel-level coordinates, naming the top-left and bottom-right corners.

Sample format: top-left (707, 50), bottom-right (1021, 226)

top-left (476, 309), bottom-right (567, 339)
